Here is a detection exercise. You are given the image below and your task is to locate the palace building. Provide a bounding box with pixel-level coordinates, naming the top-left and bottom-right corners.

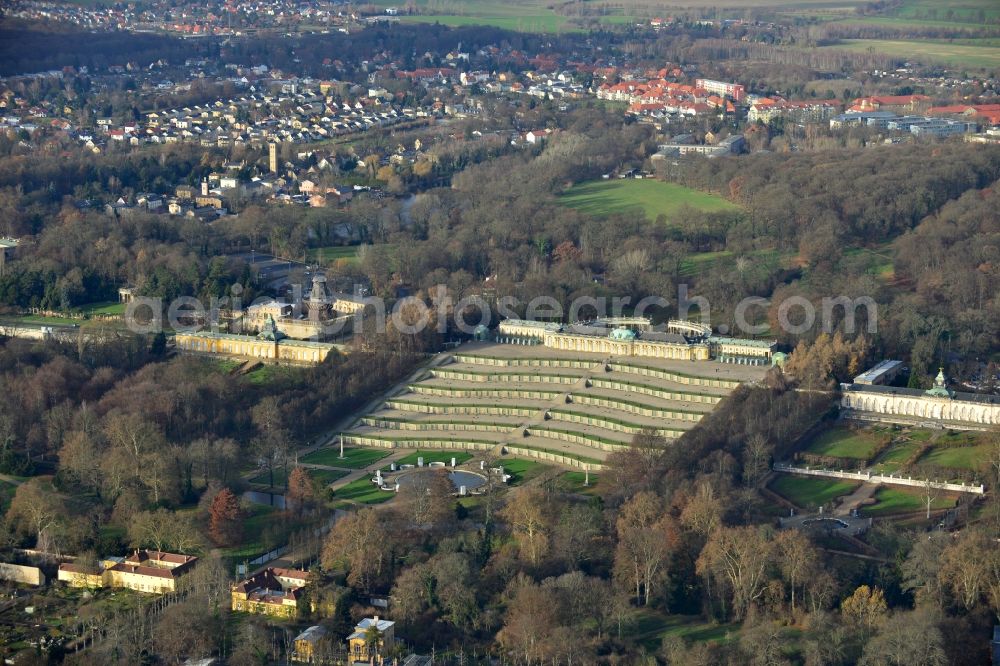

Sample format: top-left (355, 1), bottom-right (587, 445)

top-left (237, 274), bottom-right (360, 340)
top-left (841, 368), bottom-right (1000, 431)
top-left (175, 314), bottom-right (338, 365)
top-left (496, 317), bottom-right (775, 364)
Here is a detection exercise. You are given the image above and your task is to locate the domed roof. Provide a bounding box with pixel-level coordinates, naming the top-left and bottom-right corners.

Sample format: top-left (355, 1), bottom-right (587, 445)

top-left (925, 367), bottom-right (953, 398)
top-left (609, 326), bottom-right (637, 341)
top-left (473, 324), bottom-right (489, 334)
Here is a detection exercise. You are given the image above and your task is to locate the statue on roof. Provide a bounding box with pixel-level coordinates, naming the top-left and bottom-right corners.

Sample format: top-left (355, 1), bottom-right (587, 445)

top-left (925, 367), bottom-right (953, 398)
top-left (258, 314), bottom-right (284, 341)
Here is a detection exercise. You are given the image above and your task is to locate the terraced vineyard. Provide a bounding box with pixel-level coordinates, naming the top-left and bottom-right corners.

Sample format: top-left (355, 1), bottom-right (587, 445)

top-left (341, 341), bottom-right (767, 470)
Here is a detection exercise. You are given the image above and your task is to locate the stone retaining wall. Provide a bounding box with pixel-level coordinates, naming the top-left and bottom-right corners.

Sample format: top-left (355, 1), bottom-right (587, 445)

top-left (773, 463), bottom-right (984, 495)
top-left (547, 409), bottom-right (684, 437)
top-left (361, 418), bottom-right (512, 434)
top-left (453, 355), bottom-right (596, 369)
top-left (568, 394), bottom-right (704, 422)
top-left (431, 368), bottom-right (581, 384)
top-left (407, 385), bottom-right (562, 400)
top-left (589, 378), bottom-right (722, 404)
top-left (607, 362), bottom-right (741, 389)
top-left (385, 401), bottom-right (537, 418)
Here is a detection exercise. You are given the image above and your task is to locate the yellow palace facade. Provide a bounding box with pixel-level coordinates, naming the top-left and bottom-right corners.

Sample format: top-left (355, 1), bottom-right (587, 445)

top-left (174, 330), bottom-right (337, 365)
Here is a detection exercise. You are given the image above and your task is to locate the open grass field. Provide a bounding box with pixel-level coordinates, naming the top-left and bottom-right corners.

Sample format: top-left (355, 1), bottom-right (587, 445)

top-left (307, 245), bottom-right (360, 265)
top-left (560, 179), bottom-right (739, 223)
top-left (828, 15), bottom-right (987, 30)
top-left (221, 504), bottom-right (285, 560)
top-left (332, 477), bottom-right (394, 504)
top-left (2, 314), bottom-right (82, 326)
top-left (920, 443), bottom-right (991, 471)
top-left (558, 470), bottom-right (599, 494)
top-left (501, 458), bottom-right (549, 485)
top-left (626, 609), bottom-right (739, 651)
top-left (821, 39), bottom-right (1000, 69)
top-left (300, 446), bottom-right (392, 469)
top-left (804, 427), bottom-right (879, 459)
top-left (78, 301), bottom-right (125, 316)
top-left (769, 475), bottom-right (859, 508)
top-left (842, 244), bottom-right (895, 281)
top-left (370, 0), bottom-right (572, 32)
top-left (863, 486), bottom-right (956, 516)
top-left (243, 364), bottom-right (305, 386)
top-left (887, 0), bottom-right (1000, 22)
top-left (870, 439), bottom-right (921, 473)
top-left (677, 247), bottom-right (792, 278)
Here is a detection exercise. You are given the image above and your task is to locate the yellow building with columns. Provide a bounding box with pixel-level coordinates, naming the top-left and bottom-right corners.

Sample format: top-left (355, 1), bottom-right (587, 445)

top-left (497, 318), bottom-right (773, 364)
top-left (174, 327), bottom-right (337, 365)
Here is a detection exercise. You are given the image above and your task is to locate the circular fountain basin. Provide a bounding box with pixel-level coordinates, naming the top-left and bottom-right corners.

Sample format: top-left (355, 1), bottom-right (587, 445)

top-left (396, 468), bottom-right (487, 491)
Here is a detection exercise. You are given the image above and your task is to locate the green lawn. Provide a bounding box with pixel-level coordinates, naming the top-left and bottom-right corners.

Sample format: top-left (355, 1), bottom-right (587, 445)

top-left (889, 0), bottom-right (1000, 22)
top-left (367, 0), bottom-right (572, 32)
top-left (841, 245), bottom-right (895, 281)
top-left (821, 39), bottom-right (1000, 69)
top-left (500, 458), bottom-right (549, 485)
top-left (332, 477), bottom-right (395, 504)
top-left (769, 475), bottom-right (859, 508)
top-left (678, 247), bottom-right (791, 278)
top-left (243, 364), bottom-right (305, 385)
top-left (804, 427), bottom-right (878, 459)
top-left (214, 359), bottom-right (243, 373)
top-left (558, 471), bottom-right (599, 494)
top-left (2, 314), bottom-right (82, 326)
top-left (560, 179), bottom-right (739, 223)
top-left (920, 443), bottom-right (991, 471)
top-left (829, 15), bottom-right (986, 30)
top-left (863, 487), bottom-right (956, 516)
top-left (626, 609), bottom-right (738, 651)
top-left (389, 450), bottom-right (474, 467)
top-left (308, 245), bottom-right (360, 265)
top-left (870, 440), bottom-right (921, 473)
top-left (78, 301), bottom-right (125, 316)
top-left (221, 504), bottom-right (285, 560)
top-left (300, 447), bottom-right (391, 469)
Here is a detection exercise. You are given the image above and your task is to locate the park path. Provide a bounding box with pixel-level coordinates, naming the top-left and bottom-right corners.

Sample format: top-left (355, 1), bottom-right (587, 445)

top-left (0, 473), bottom-right (24, 486)
top-left (309, 449), bottom-right (412, 494)
top-left (834, 482), bottom-right (880, 516)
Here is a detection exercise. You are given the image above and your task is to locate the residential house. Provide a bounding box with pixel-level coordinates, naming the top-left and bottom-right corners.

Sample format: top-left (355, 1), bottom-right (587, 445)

top-left (59, 550), bottom-right (198, 593)
top-left (525, 129), bottom-right (553, 144)
top-left (291, 625), bottom-right (328, 663)
top-left (104, 550), bottom-right (198, 593)
top-left (231, 567), bottom-right (310, 618)
top-left (347, 616), bottom-right (395, 663)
